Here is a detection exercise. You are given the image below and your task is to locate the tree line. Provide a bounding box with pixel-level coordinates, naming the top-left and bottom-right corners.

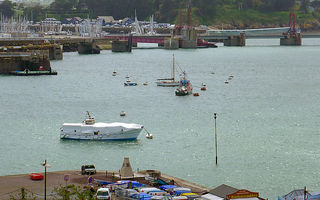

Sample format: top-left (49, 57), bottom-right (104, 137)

top-left (0, 0), bottom-right (317, 24)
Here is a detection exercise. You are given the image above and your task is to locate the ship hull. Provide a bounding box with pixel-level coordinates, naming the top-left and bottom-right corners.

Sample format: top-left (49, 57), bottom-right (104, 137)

top-left (60, 122), bottom-right (143, 140)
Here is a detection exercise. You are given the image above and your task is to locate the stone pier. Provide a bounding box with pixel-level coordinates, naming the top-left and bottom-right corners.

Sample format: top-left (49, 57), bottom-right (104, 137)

top-left (224, 34), bottom-right (246, 46)
top-left (78, 41), bottom-right (100, 54)
top-left (180, 28), bottom-right (197, 48)
top-left (112, 34), bottom-right (133, 52)
top-left (280, 33), bottom-right (302, 46)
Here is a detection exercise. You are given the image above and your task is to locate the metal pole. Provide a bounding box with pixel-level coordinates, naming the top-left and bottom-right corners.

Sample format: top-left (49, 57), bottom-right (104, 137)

top-left (21, 187), bottom-right (25, 200)
top-left (214, 113), bottom-right (218, 165)
top-left (44, 160), bottom-right (47, 200)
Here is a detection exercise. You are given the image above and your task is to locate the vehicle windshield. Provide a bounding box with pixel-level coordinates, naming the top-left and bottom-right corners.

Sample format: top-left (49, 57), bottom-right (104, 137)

top-left (97, 191), bottom-right (109, 196)
top-left (85, 165), bottom-right (95, 168)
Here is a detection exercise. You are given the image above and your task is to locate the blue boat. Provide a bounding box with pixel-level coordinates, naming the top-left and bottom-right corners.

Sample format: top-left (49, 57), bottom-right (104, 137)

top-left (124, 78), bottom-right (138, 86)
top-left (124, 82), bottom-right (138, 86)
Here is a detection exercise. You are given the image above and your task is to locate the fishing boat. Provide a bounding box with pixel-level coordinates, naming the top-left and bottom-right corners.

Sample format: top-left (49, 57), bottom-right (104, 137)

top-left (60, 111), bottom-right (144, 140)
top-left (175, 71), bottom-right (193, 96)
top-left (156, 54), bottom-right (180, 87)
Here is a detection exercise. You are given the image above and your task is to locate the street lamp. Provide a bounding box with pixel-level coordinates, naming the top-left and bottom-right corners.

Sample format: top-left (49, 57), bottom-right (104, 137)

top-left (41, 160), bottom-right (51, 200)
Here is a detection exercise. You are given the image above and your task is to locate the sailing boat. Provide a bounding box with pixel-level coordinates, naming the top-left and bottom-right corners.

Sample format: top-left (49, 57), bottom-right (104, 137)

top-left (156, 54), bottom-right (180, 87)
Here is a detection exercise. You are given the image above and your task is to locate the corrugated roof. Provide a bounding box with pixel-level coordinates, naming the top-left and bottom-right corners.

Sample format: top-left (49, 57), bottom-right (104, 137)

top-left (209, 184), bottom-right (239, 198)
top-left (283, 189), bottom-right (310, 200)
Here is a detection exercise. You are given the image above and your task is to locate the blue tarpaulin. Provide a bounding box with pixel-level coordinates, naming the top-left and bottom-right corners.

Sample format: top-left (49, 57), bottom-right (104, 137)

top-left (308, 194), bottom-right (320, 200)
top-left (130, 193), bottom-right (153, 200)
top-left (117, 180), bottom-right (145, 188)
top-left (160, 185), bottom-right (177, 190)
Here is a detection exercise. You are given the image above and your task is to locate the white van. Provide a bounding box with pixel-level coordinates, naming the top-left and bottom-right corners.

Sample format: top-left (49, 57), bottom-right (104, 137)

top-left (95, 188), bottom-right (111, 200)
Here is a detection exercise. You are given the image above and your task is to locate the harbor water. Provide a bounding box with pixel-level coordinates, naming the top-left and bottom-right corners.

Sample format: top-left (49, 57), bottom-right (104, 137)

top-left (1, 38), bottom-right (320, 199)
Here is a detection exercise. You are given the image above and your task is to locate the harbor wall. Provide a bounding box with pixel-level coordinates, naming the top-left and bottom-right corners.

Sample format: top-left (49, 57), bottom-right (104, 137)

top-left (0, 51), bottom-right (51, 74)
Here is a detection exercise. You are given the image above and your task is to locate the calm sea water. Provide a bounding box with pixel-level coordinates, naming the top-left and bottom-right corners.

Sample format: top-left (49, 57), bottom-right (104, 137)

top-left (1, 38), bottom-right (320, 199)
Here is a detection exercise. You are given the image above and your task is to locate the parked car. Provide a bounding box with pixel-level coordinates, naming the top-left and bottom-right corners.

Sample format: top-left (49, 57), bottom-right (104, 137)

top-left (81, 164), bottom-right (96, 175)
top-left (95, 188), bottom-right (111, 200)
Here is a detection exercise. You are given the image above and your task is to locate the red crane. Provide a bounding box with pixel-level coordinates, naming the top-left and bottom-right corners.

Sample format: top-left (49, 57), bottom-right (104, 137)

top-left (288, 13), bottom-right (296, 35)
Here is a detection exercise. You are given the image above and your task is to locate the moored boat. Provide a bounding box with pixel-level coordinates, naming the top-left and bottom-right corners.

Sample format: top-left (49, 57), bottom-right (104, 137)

top-left (124, 78), bottom-right (138, 86)
top-left (60, 111), bottom-right (143, 140)
top-left (156, 54), bottom-right (180, 87)
top-left (175, 72), bottom-right (193, 96)
top-left (201, 83), bottom-right (207, 91)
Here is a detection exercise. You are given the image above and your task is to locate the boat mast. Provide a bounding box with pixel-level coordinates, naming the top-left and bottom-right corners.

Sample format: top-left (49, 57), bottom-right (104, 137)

top-left (87, 111), bottom-right (92, 119)
top-left (172, 54), bottom-right (175, 81)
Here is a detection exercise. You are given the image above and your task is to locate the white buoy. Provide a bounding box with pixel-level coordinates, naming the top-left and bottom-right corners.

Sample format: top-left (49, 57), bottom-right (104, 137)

top-left (146, 133), bottom-right (153, 139)
top-left (144, 128), bottom-right (153, 139)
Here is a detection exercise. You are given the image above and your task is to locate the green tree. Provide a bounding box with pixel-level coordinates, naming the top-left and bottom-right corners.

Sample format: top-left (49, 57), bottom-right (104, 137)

top-left (0, 0), bottom-right (14, 18)
top-left (24, 5), bottom-right (45, 22)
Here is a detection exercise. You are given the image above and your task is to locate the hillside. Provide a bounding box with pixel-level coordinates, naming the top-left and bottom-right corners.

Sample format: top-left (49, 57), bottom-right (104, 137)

top-left (1, 0), bottom-right (320, 30)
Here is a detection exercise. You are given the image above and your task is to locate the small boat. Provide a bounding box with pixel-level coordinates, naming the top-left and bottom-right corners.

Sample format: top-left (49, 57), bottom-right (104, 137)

top-left (200, 83), bottom-right (207, 91)
top-left (175, 71), bottom-right (193, 96)
top-left (112, 71), bottom-right (117, 76)
top-left (120, 111), bottom-right (126, 116)
top-left (156, 54), bottom-right (180, 87)
top-left (124, 82), bottom-right (138, 86)
top-left (143, 82), bottom-right (148, 86)
top-left (60, 111), bottom-right (144, 140)
top-left (225, 80), bottom-right (229, 84)
top-left (29, 173), bottom-right (44, 180)
top-left (125, 75), bottom-right (130, 79)
top-left (193, 93), bottom-right (199, 96)
top-left (124, 78), bottom-right (137, 86)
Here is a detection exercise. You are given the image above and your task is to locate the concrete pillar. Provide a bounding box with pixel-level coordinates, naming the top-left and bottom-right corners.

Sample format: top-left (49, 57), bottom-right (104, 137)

top-left (164, 38), bottom-right (179, 49)
top-left (78, 42), bottom-right (100, 54)
top-left (224, 34), bottom-right (246, 46)
top-left (180, 28), bottom-right (197, 48)
top-left (49, 45), bottom-right (63, 60)
top-left (280, 33), bottom-right (302, 46)
top-left (112, 40), bottom-right (132, 52)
